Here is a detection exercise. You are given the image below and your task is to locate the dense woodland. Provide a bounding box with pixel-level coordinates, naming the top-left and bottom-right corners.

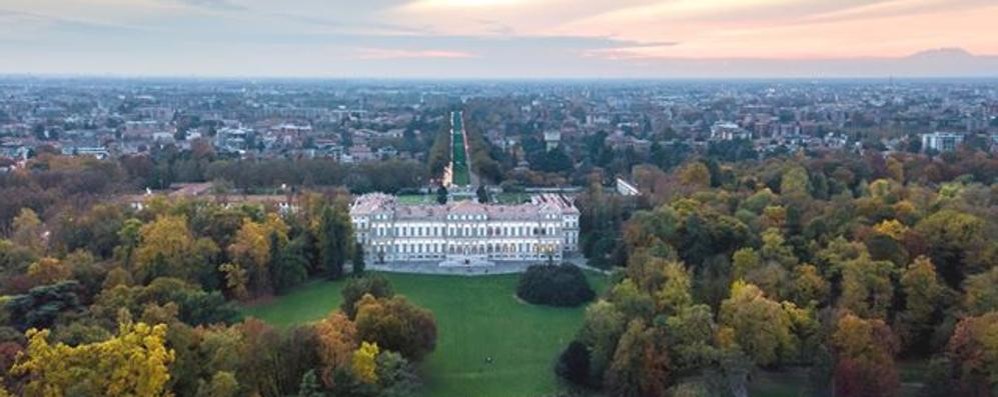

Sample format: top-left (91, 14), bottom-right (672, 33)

top-left (0, 153), bottom-right (438, 396)
top-left (562, 149), bottom-right (998, 396)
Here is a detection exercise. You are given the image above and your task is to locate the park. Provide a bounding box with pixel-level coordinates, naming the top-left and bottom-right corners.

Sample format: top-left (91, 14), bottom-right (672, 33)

top-left (243, 272), bottom-right (609, 397)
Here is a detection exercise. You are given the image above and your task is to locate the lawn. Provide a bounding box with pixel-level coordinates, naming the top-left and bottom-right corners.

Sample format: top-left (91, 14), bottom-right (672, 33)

top-left (242, 272), bottom-right (609, 397)
top-left (397, 194), bottom-right (436, 205)
top-left (451, 112), bottom-right (471, 186)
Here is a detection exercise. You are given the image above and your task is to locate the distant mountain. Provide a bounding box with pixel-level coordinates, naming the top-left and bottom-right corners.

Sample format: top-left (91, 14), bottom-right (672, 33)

top-left (634, 48), bottom-right (998, 79)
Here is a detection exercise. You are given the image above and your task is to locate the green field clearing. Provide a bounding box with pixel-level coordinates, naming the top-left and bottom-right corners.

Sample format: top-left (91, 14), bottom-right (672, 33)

top-left (242, 272), bottom-right (609, 397)
top-left (451, 112), bottom-right (471, 186)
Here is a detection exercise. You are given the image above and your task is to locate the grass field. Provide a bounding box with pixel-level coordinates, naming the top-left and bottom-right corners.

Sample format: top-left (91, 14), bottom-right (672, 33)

top-left (242, 272), bottom-right (610, 397)
top-left (451, 112), bottom-right (471, 186)
top-left (397, 194), bottom-right (436, 205)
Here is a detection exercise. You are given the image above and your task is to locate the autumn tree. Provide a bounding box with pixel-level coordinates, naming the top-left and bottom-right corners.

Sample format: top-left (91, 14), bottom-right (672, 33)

top-left (11, 208), bottom-right (45, 255)
top-left (354, 294), bottom-right (437, 361)
top-left (352, 341), bottom-right (380, 384)
top-left (914, 209), bottom-right (986, 288)
top-left (134, 215), bottom-right (219, 285)
top-left (340, 275), bottom-right (395, 319)
top-left (26, 257), bottom-right (69, 286)
top-left (831, 313), bottom-right (900, 397)
top-left (719, 281), bottom-right (795, 366)
top-left (12, 320), bottom-right (175, 397)
top-left (945, 312), bottom-right (998, 396)
top-left (314, 311), bottom-right (358, 384)
top-left (604, 319), bottom-right (671, 397)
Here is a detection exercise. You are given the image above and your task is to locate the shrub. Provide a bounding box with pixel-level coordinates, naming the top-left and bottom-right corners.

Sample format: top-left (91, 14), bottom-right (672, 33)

top-left (516, 264), bottom-right (595, 307)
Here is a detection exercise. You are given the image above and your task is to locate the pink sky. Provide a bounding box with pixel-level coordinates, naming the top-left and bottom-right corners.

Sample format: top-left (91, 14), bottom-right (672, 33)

top-left (0, 0), bottom-right (996, 77)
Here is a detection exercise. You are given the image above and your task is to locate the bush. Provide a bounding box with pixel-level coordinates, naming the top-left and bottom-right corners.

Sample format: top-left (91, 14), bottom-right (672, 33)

top-left (516, 264), bottom-right (595, 307)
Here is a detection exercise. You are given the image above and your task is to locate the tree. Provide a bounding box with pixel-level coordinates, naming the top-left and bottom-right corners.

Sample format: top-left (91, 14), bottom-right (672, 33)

top-left (780, 165), bottom-right (811, 198)
top-left (831, 313), bottom-right (900, 397)
top-left (516, 264), bottom-right (595, 307)
top-left (914, 209), bottom-right (986, 288)
top-left (12, 320), bottom-right (175, 397)
top-left (26, 257), bottom-right (70, 286)
top-left (838, 252), bottom-right (895, 319)
top-left (375, 350), bottom-right (420, 397)
top-left (115, 218), bottom-right (143, 268)
top-left (352, 341), bottom-right (380, 384)
top-left (271, 237), bottom-right (310, 295)
top-left (577, 300), bottom-right (627, 386)
top-left (678, 162), bottom-right (711, 188)
top-left (604, 319), bottom-right (670, 397)
top-left (134, 215), bottom-right (218, 284)
top-left (228, 218), bottom-right (273, 295)
top-left (664, 304), bottom-right (716, 372)
top-left (962, 267), bottom-right (998, 316)
top-left (319, 204), bottom-right (353, 280)
top-left (945, 312), bottom-right (998, 396)
top-left (196, 371), bottom-right (239, 397)
top-left (12, 208), bottom-right (45, 255)
top-left (476, 185), bottom-right (489, 204)
top-left (556, 340), bottom-right (592, 386)
top-left (718, 281), bottom-right (795, 366)
top-left (352, 242), bottom-right (366, 276)
top-left (436, 186), bottom-right (448, 205)
top-left (354, 295), bottom-right (437, 361)
top-left (314, 312), bottom-right (358, 384)
top-left (895, 256), bottom-right (947, 353)
top-left (340, 275), bottom-right (395, 319)
top-left (789, 264), bottom-right (830, 307)
top-left (5, 281), bottom-right (83, 331)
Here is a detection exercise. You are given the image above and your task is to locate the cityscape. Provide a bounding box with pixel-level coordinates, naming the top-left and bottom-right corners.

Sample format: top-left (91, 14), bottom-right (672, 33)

top-left (0, 1), bottom-right (997, 397)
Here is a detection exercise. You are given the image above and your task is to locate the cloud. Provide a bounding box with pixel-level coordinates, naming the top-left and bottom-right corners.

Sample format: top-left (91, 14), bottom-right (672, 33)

top-left (354, 48), bottom-right (477, 60)
top-left (160, 0), bottom-right (246, 11)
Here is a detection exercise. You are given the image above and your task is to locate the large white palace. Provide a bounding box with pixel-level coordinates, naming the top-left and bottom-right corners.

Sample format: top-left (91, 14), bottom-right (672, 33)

top-left (350, 193), bottom-right (580, 263)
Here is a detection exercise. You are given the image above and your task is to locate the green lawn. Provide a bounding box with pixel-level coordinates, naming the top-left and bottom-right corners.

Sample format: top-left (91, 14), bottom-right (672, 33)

top-left (242, 272), bottom-right (609, 397)
top-left (397, 194), bottom-right (436, 205)
top-left (451, 112), bottom-right (471, 186)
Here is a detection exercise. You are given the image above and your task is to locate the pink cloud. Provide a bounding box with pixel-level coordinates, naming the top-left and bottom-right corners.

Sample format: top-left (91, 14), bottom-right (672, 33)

top-left (354, 48), bottom-right (477, 60)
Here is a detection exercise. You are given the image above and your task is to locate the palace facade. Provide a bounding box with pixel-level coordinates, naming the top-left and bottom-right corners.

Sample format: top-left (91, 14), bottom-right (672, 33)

top-left (350, 193), bottom-right (579, 263)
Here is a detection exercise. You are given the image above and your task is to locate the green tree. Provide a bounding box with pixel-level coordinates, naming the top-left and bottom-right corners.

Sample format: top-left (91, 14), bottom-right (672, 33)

top-left (319, 203), bottom-right (353, 280)
top-left (352, 242), bottom-right (366, 276)
top-left (719, 281), bottom-right (795, 366)
top-left (839, 252), bottom-right (895, 319)
top-left (895, 256), bottom-right (947, 353)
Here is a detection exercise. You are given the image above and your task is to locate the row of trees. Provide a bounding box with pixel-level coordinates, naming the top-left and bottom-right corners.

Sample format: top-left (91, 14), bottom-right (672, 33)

top-left (560, 152), bottom-right (998, 396)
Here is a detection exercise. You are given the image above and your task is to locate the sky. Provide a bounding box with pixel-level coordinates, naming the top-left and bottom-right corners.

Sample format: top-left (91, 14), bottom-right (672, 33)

top-left (0, 0), bottom-right (997, 78)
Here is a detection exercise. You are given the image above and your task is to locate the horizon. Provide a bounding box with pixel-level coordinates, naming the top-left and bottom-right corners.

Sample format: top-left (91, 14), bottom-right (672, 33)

top-left (1, 0), bottom-right (997, 78)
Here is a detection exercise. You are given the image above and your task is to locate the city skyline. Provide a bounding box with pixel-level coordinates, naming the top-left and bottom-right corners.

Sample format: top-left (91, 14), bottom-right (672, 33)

top-left (1, 0), bottom-right (997, 78)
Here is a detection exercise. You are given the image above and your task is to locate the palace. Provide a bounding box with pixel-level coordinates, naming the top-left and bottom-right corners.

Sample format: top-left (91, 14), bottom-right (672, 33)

top-left (350, 193), bottom-right (580, 263)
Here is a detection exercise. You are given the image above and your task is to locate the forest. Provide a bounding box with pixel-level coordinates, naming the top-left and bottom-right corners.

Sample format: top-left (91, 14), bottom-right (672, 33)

top-left (564, 149), bottom-right (998, 396)
top-left (0, 153), bottom-right (437, 396)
